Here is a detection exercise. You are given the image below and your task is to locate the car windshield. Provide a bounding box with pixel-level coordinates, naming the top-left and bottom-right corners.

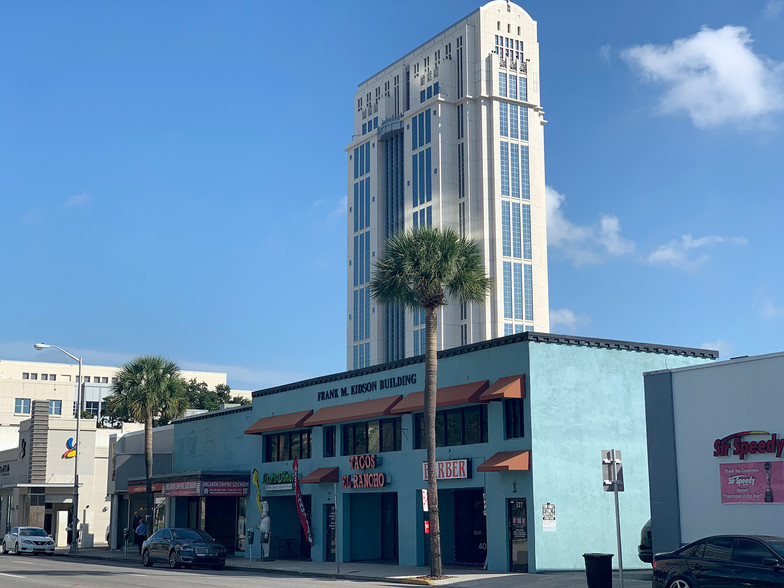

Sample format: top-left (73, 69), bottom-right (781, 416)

top-left (172, 529), bottom-right (212, 541)
top-left (19, 528), bottom-right (47, 537)
top-left (766, 540), bottom-right (784, 559)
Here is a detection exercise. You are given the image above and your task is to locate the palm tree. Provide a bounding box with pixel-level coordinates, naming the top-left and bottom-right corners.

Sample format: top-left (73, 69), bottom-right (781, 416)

top-left (106, 355), bottom-right (187, 536)
top-left (370, 227), bottom-right (491, 578)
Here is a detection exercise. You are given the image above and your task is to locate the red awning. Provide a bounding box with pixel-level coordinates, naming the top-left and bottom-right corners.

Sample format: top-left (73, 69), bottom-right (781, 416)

top-left (244, 410), bottom-right (313, 435)
top-left (301, 467), bottom-right (340, 484)
top-left (478, 375), bottom-right (525, 401)
top-left (477, 451), bottom-right (530, 472)
top-left (389, 381), bottom-right (490, 414)
top-left (304, 395), bottom-right (403, 426)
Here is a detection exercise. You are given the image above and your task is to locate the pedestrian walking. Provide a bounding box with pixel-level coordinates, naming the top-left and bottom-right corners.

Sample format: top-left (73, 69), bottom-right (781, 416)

top-left (134, 520), bottom-right (147, 555)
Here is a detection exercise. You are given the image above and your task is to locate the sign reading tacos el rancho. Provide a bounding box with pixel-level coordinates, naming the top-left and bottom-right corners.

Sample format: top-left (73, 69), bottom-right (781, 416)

top-left (714, 431), bottom-right (784, 460)
top-left (316, 373), bottom-right (416, 402)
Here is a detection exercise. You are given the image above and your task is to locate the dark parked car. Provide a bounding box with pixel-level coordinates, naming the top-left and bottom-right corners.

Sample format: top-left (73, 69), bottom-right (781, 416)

top-left (141, 528), bottom-right (226, 570)
top-left (639, 519), bottom-right (652, 564)
top-left (652, 534), bottom-right (784, 587)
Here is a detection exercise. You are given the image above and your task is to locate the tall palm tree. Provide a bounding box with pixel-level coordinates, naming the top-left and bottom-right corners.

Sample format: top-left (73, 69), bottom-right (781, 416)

top-left (106, 355), bottom-right (187, 535)
top-left (370, 227), bottom-right (491, 578)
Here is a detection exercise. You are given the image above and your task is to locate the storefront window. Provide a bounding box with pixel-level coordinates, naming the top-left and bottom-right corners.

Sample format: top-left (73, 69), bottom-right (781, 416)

top-left (342, 417), bottom-right (402, 455)
top-left (414, 404), bottom-right (488, 449)
top-left (264, 430), bottom-right (312, 462)
top-left (504, 398), bottom-right (525, 438)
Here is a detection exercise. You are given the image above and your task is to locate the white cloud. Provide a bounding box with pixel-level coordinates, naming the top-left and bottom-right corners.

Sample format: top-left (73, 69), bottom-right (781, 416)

top-left (546, 185), bottom-right (635, 266)
top-left (764, 0), bottom-right (784, 20)
top-left (622, 26), bottom-right (784, 128)
top-left (753, 286), bottom-right (784, 319)
top-left (64, 193), bottom-right (90, 207)
top-left (549, 308), bottom-right (591, 333)
top-left (599, 44), bottom-right (612, 63)
top-left (311, 196), bottom-right (346, 223)
top-left (647, 234), bottom-right (747, 271)
top-left (701, 338), bottom-right (733, 359)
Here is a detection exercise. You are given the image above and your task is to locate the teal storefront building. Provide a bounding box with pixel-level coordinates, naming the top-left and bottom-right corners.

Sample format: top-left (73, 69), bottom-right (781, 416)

top-left (171, 332), bottom-right (715, 572)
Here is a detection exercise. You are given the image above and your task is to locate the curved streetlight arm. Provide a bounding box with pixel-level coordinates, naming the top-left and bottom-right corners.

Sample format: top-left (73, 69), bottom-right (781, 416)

top-left (33, 343), bottom-right (81, 364)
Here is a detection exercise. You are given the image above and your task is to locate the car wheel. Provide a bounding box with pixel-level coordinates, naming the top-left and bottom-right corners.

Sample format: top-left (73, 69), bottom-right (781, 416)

top-left (168, 549), bottom-right (180, 569)
top-left (667, 578), bottom-right (693, 588)
top-left (1, 542), bottom-right (7, 555)
top-left (14, 543), bottom-right (20, 555)
top-left (142, 549), bottom-right (153, 567)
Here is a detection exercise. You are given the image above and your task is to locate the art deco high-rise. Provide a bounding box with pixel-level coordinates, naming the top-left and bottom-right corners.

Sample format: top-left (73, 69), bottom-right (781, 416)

top-left (347, 0), bottom-right (549, 369)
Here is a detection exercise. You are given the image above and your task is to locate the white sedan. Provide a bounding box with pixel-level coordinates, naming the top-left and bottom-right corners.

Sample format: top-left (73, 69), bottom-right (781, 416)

top-left (2, 526), bottom-right (55, 555)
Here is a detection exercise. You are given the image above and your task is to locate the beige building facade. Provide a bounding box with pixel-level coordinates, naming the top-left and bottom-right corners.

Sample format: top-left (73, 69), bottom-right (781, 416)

top-left (347, 0), bottom-right (549, 369)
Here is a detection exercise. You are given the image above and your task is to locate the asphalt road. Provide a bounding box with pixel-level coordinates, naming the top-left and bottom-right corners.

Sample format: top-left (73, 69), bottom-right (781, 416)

top-left (0, 554), bottom-right (654, 587)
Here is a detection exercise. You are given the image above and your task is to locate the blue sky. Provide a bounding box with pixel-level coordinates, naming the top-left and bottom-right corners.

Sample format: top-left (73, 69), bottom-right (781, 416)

top-left (2, 1), bottom-right (783, 391)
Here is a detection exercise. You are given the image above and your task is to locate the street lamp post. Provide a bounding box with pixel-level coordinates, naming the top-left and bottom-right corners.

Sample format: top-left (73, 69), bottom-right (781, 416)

top-left (34, 343), bottom-right (83, 555)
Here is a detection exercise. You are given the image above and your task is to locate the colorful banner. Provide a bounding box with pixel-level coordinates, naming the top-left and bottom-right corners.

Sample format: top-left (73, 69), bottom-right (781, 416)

top-left (293, 458), bottom-right (313, 546)
top-left (720, 461), bottom-right (784, 503)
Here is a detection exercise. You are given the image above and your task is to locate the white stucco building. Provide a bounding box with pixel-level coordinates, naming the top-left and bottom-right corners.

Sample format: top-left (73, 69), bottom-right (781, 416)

top-left (347, 0), bottom-right (549, 369)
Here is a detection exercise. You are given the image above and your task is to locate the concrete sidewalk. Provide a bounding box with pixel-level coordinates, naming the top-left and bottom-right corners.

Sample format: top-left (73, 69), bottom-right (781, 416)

top-left (54, 547), bottom-right (653, 586)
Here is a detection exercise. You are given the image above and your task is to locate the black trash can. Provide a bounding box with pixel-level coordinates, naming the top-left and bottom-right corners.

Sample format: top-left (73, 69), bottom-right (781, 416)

top-left (583, 552), bottom-right (613, 588)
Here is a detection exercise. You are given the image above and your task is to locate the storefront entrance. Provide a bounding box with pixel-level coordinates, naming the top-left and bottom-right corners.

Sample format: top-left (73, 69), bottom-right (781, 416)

top-left (508, 498), bottom-right (528, 572)
top-left (349, 492), bottom-right (398, 562)
top-left (265, 494), bottom-right (312, 559)
top-left (453, 489), bottom-right (486, 566)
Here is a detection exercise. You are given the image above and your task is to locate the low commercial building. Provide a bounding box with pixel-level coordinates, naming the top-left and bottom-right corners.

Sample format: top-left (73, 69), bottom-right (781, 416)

top-left (168, 333), bottom-right (715, 572)
top-left (644, 351), bottom-right (784, 556)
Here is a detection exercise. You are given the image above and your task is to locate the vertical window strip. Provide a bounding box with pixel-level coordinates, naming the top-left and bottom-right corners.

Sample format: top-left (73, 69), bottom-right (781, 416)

top-left (359, 232), bottom-right (365, 284)
top-left (365, 232), bottom-right (370, 286)
top-left (359, 179), bottom-right (365, 230)
top-left (426, 206), bottom-right (432, 227)
top-left (498, 72), bottom-right (507, 97)
top-left (509, 75), bottom-right (517, 100)
top-left (510, 104), bottom-right (518, 140)
top-left (519, 77), bottom-right (527, 101)
top-left (459, 201), bottom-right (465, 237)
top-left (359, 287), bottom-right (365, 339)
top-left (419, 209), bottom-right (425, 227)
top-left (425, 109), bottom-right (431, 144)
top-left (418, 151), bottom-right (425, 204)
top-left (520, 107), bottom-right (528, 142)
top-left (514, 324), bottom-right (523, 334)
top-left (365, 178), bottom-right (370, 228)
top-left (520, 144), bottom-right (530, 199)
top-left (504, 323), bottom-right (513, 336)
top-left (457, 104), bottom-right (464, 140)
top-left (418, 113), bottom-right (425, 148)
top-left (353, 236), bottom-right (359, 286)
top-left (500, 142), bottom-right (510, 196)
top-left (412, 117), bottom-right (418, 150)
top-left (359, 343), bottom-right (365, 367)
top-left (513, 262), bottom-right (523, 320)
top-left (522, 204), bottom-right (532, 260)
top-left (458, 143), bottom-right (465, 198)
top-left (413, 329), bottom-right (420, 356)
top-left (353, 345), bottom-right (358, 369)
top-left (354, 147), bottom-right (359, 179)
top-left (510, 143), bottom-right (520, 199)
top-left (524, 264), bottom-right (533, 321)
top-left (501, 201), bottom-right (511, 257)
top-left (413, 307), bottom-right (420, 326)
top-left (359, 144), bottom-right (365, 176)
top-left (412, 154), bottom-right (418, 207)
top-left (364, 343), bottom-right (370, 367)
top-left (365, 142), bottom-right (370, 175)
top-left (413, 212), bottom-right (419, 228)
top-left (353, 183), bottom-right (359, 232)
top-left (425, 148), bottom-right (432, 201)
top-left (512, 202), bottom-right (521, 258)
top-left (503, 261), bottom-right (512, 319)
top-left (499, 102), bottom-right (508, 137)
top-left (353, 290), bottom-right (359, 342)
top-left (365, 286), bottom-right (371, 339)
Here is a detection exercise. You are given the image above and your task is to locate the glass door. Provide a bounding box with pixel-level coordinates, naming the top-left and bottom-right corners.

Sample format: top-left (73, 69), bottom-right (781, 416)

top-left (508, 498), bottom-right (528, 572)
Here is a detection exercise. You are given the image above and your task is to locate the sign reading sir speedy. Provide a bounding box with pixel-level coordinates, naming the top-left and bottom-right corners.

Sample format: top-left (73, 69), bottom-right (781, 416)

top-left (713, 431), bottom-right (784, 460)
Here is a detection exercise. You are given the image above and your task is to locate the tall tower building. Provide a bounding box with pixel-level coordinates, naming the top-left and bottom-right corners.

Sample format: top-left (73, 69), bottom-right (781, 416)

top-left (347, 0), bottom-right (549, 370)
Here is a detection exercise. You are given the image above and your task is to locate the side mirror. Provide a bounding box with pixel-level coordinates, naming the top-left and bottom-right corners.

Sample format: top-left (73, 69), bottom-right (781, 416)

top-left (762, 557), bottom-right (781, 568)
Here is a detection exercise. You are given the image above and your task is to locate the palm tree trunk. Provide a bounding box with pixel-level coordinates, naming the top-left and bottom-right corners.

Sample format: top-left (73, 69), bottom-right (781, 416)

top-left (424, 305), bottom-right (442, 577)
top-left (145, 410), bottom-right (154, 538)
